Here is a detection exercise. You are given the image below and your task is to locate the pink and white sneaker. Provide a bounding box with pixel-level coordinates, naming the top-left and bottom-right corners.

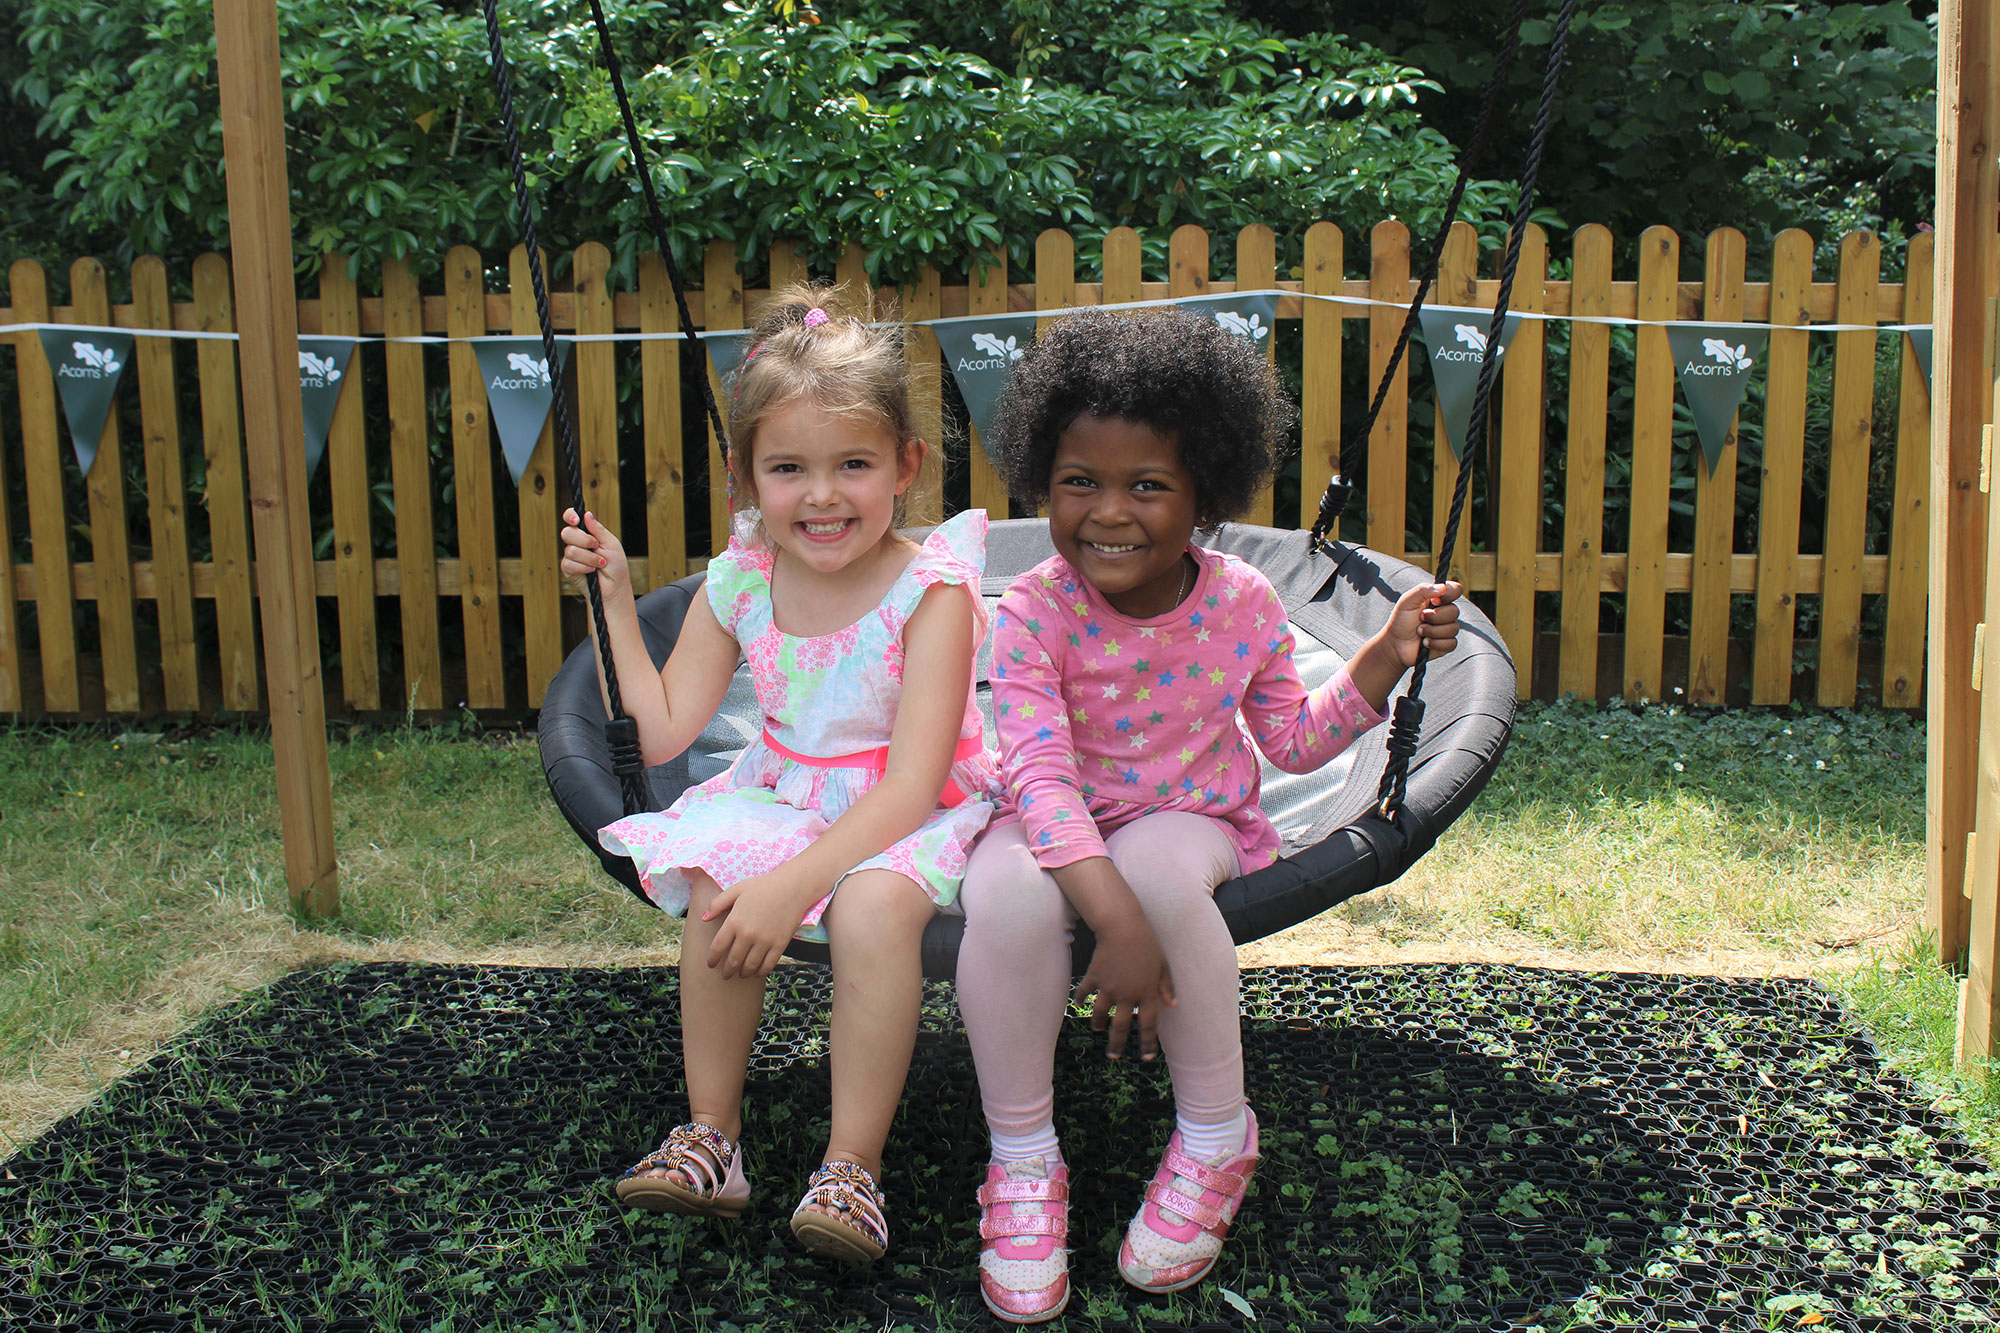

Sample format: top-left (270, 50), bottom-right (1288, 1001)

top-left (1117, 1107), bottom-right (1261, 1294)
top-left (976, 1158), bottom-right (1070, 1323)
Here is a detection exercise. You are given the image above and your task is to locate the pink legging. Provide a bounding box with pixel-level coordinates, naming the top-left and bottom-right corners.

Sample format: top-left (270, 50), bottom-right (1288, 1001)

top-left (956, 812), bottom-right (1245, 1144)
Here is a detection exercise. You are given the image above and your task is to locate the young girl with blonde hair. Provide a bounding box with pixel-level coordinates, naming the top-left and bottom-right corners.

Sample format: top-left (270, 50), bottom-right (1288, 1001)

top-left (561, 287), bottom-right (994, 1262)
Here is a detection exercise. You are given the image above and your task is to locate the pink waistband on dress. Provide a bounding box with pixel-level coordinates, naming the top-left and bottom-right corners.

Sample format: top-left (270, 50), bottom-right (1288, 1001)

top-left (760, 730), bottom-right (986, 807)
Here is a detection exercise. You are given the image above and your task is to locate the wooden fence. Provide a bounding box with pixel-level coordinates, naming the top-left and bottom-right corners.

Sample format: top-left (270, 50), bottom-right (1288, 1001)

top-left (0, 221), bottom-right (1930, 719)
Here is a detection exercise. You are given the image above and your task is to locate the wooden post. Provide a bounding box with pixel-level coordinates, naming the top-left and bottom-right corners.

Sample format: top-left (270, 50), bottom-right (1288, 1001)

top-left (901, 265), bottom-right (944, 526)
top-left (1236, 223), bottom-right (1278, 526)
top-left (703, 243), bottom-right (743, 554)
top-left (1933, 0), bottom-right (1998, 969)
top-left (1960, 291), bottom-right (2000, 1061)
top-left (1821, 231), bottom-right (1881, 707)
top-left (1495, 224), bottom-right (1548, 699)
top-left (213, 0), bottom-right (337, 914)
top-left (1366, 221), bottom-right (1412, 561)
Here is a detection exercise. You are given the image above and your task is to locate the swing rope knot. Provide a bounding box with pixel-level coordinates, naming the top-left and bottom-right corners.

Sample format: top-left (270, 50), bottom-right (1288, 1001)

top-left (605, 716), bottom-right (648, 813)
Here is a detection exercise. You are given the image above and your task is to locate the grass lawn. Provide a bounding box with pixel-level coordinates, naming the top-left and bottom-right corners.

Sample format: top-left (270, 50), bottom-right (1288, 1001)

top-left (0, 699), bottom-right (1988, 1161)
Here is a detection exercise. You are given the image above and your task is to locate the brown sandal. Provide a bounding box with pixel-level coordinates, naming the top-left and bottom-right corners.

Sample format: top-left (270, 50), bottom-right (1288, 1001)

top-left (789, 1160), bottom-right (889, 1262)
top-left (614, 1122), bottom-right (750, 1217)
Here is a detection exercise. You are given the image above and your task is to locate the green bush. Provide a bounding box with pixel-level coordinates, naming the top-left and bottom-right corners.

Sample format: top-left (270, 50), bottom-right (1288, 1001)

top-left (1258, 0), bottom-right (1937, 272)
top-left (8, 0), bottom-right (1510, 286)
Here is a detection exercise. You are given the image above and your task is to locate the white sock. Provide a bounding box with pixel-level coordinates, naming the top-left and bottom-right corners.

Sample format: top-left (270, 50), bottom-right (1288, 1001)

top-left (989, 1124), bottom-right (1062, 1165)
top-left (1176, 1108), bottom-right (1248, 1164)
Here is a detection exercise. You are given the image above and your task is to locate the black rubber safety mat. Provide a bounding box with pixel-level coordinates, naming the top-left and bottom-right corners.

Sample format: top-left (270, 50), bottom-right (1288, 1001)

top-left (2, 962), bottom-right (1996, 1333)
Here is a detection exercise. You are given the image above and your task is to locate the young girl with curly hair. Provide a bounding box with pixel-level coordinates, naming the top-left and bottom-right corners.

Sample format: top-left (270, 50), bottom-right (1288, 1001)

top-left (958, 307), bottom-right (1463, 1321)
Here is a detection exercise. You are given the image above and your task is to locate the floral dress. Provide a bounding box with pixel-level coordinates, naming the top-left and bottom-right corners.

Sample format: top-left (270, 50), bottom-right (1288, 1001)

top-left (599, 509), bottom-right (999, 942)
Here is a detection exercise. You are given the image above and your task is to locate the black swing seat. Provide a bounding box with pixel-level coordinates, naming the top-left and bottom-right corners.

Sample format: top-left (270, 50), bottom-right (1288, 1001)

top-left (539, 518), bottom-right (1517, 976)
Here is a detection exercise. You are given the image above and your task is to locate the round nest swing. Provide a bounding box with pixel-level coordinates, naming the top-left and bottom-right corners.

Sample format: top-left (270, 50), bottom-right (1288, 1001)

top-left (539, 519), bottom-right (1517, 976)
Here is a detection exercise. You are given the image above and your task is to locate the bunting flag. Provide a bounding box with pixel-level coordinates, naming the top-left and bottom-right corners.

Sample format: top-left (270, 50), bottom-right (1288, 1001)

top-left (935, 313), bottom-right (1039, 445)
top-left (472, 338), bottom-right (573, 485)
top-left (296, 337), bottom-right (358, 481)
top-left (1906, 327), bottom-right (1933, 394)
top-left (38, 328), bottom-right (133, 476)
top-left (1666, 323), bottom-right (1769, 476)
top-left (1177, 292), bottom-right (1281, 349)
top-left (695, 329), bottom-right (757, 397)
top-left (1417, 307), bottom-right (1523, 461)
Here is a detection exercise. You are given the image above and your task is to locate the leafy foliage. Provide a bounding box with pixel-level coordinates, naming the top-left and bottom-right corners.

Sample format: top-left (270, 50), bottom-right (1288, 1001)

top-left (1252, 0), bottom-right (1937, 269)
top-left (8, 0), bottom-right (1509, 284)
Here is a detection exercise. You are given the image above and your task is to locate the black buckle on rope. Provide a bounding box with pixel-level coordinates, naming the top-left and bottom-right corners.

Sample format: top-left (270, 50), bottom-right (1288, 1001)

top-left (1309, 475), bottom-right (1350, 558)
top-left (1384, 695), bottom-right (1424, 761)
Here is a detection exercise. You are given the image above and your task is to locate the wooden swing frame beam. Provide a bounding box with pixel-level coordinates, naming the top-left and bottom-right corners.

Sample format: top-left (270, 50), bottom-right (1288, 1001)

top-left (214, 0), bottom-right (338, 915)
top-left (1938, 0), bottom-right (2000, 1062)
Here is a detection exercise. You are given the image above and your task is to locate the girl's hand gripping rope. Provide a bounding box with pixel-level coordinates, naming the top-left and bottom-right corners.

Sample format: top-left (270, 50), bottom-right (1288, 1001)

top-left (1389, 580), bottom-right (1465, 666)
top-left (560, 508), bottom-right (633, 599)
top-left (1346, 580), bottom-right (1467, 712)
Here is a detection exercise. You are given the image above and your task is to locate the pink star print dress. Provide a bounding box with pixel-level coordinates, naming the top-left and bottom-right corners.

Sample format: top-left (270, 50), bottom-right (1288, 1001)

top-left (598, 509), bottom-right (999, 942)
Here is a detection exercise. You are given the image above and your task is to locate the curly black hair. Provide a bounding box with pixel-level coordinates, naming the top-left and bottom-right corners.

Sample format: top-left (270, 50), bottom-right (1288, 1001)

top-left (985, 306), bottom-right (1295, 524)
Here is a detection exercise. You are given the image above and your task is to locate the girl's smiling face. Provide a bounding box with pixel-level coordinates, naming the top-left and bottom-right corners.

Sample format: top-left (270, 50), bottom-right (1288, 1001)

top-left (742, 398), bottom-right (917, 575)
top-left (1046, 414), bottom-right (1200, 618)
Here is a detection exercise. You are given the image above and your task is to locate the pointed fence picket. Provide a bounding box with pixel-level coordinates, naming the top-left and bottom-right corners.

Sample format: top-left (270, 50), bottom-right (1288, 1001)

top-left (0, 225), bottom-right (1932, 717)
top-left (381, 257), bottom-right (439, 712)
top-left (513, 246), bottom-right (564, 711)
top-left (1688, 228), bottom-right (1746, 707)
top-left (133, 255), bottom-right (199, 713)
top-left (72, 258), bottom-right (140, 715)
top-left (1558, 225), bottom-right (1613, 701)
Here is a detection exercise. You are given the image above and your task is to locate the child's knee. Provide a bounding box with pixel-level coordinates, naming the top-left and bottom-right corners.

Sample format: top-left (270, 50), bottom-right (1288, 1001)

top-left (825, 869), bottom-right (934, 941)
top-left (961, 849), bottom-right (1069, 945)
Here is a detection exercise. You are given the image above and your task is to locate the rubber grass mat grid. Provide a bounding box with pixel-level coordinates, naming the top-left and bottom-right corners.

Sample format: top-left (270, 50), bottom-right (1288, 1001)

top-left (2, 965), bottom-right (1996, 1333)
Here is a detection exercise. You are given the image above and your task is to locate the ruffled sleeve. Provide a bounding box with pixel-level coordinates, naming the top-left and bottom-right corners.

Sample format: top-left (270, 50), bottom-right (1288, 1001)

top-left (892, 509), bottom-right (990, 641)
top-left (702, 517), bottom-right (775, 638)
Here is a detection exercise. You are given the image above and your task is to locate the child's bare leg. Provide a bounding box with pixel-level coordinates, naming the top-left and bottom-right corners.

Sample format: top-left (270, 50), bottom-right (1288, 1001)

top-left (817, 868), bottom-right (936, 1181)
top-left (634, 870), bottom-right (766, 1185)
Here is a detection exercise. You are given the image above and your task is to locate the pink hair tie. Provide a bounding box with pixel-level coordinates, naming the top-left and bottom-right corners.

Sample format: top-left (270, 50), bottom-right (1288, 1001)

top-left (802, 307), bottom-right (830, 330)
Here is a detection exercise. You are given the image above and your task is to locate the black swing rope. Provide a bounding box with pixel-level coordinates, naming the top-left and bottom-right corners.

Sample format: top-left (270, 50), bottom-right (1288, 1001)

top-left (1349, 0), bottom-right (1578, 821)
top-left (479, 0), bottom-right (731, 818)
top-left (1307, 0), bottom-right (1532, 548)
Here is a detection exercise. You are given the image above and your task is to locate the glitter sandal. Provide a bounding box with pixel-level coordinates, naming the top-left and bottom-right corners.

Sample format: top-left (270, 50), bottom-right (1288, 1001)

top-left (613, 1122), bottom-right (749, 1217)
top-left (789, 1159), bottom-right (889, 1262)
